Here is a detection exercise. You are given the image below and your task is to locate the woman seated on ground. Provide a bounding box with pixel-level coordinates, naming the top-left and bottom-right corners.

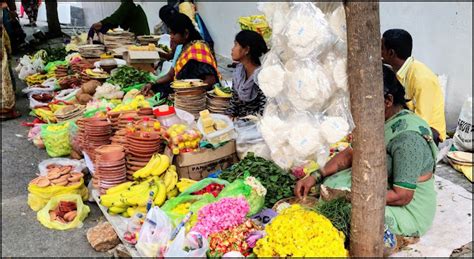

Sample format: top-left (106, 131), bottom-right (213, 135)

top-left (295, 65), bottom-right (438, 238)
top-left (225, 30), bottom-right (268, 119)
top-left (142, 13), bottom-right (219, 98)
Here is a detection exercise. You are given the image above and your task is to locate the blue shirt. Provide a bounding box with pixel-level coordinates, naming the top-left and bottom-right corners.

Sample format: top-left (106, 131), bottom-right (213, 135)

top-left (172, 44), bottom-right (183, 68)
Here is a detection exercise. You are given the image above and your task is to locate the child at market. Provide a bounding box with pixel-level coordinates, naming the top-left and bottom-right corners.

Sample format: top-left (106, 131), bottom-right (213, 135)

top-left (225, 30), bottom-right (268, 119)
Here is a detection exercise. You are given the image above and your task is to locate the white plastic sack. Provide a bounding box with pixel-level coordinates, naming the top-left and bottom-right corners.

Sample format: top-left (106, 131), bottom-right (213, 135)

top-left (38, 158), bottom-right (86, 176)
top-left (257, 51), bottom-right (285, 98)
top-left (19, 65), bottom-right (36, 80)
top-left (453, 97), bottom-right (473, 151)
top-left (32, 57), bottom-right (45, 72)
top-left (136, 206), bottom-right (173, 257)
top-left (284, 2), bottom-right (335, 58)
top-left (22, 78), bottom-right (57, 94)
top-left (164, 229), bottom-right (208, 258)
top-left (28, 91), bottom-right (53, 109)
top-left (55, 88), bottom-right (80, 102)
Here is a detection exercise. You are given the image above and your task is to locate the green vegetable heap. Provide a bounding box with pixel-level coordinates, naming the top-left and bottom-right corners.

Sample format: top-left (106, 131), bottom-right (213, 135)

top-left (43, 47), bottom-right (68, 64)
top-left (315, 198), bottom-right (352, 247)
top-left (219, 153), bottom-right (295, 208)
top-left (107, 66), bottom-right (153, 89)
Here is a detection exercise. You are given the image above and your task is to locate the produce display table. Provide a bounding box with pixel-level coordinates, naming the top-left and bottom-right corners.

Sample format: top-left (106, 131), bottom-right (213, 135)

top-left (91, 190), bottom-right (141, 258)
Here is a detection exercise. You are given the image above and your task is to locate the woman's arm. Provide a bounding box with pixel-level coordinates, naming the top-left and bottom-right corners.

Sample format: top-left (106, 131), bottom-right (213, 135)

top-left (320, 147), bottom-right (353, 177)
top-left (386, 187), bottom-right (415, 206)
top-left (156, 67), bottom-right (175, 85)
top-left (202, 74), bottom-right (217, 87)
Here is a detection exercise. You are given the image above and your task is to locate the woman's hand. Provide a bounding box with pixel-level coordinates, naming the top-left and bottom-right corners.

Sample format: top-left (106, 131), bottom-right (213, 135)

top-left (92, 22), bottom-right (102, 31)
top-left (141, 83), bottom-right (154, 96)
top-left (294, 175), bottom-right (317, 199)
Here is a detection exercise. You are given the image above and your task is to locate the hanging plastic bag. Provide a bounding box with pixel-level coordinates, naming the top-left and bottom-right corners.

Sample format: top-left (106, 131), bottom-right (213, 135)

top-left (28, 178), bottom-right (89, 211)
top-left (238, 15), bottom-right (272, 43)
top-left (41, 123), bottom-right (72, 157)
top-left (164, 229), bottom-right (208, 257)
top-left (256, 51), bottom-right (286, 98)
top-left (38, 158), bottom-right (86, 176)
top-left (283, 2), bottom-right (335, 58)
top-left (453, 97), bottom-right (473, 151)
top-left (37, 194), bottom-right (90, 230)
top-left (136, 206), bottom-right (173, 257)
top-left (285, 58), bottom-right (334, 111)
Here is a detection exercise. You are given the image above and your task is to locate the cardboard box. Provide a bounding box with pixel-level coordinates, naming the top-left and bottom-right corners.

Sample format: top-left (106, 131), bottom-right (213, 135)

top-left (175, 141), bottom-right (238, 180)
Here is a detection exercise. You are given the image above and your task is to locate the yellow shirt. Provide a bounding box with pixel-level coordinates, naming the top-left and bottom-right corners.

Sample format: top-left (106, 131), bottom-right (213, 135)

top-left (396, 57), bottom-right (447, 141)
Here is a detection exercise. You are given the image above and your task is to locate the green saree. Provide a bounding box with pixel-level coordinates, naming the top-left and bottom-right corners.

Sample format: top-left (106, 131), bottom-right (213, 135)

top-left (323, 110), bottom-right (438, 236)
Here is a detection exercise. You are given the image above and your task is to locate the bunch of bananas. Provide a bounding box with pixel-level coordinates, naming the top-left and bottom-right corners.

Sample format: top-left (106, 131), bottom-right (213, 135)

top-left (85, 69), bottom-right (109, 79)
top-left (26, 73), bottom-right (48, 86)
top-left (133, 154), bottom-right (170, 179)
top-left (176, 178), bottom-right (197, 193)
top-left (100, 158), bottom-right (180, 218)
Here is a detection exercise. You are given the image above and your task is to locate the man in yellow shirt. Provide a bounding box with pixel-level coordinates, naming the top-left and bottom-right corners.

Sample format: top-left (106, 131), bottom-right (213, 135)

top-left (382, 29), bottom-right (446, 144)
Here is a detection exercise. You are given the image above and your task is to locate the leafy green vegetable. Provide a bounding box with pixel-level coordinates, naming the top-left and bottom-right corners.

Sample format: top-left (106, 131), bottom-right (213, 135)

top-left (219, 152), bottom-right (295, 208)
top-left (107, 66), bottom-right (154, 89)
top-left (43, 47), bottom-right (68, 64)
top-left (315, 198), bottom-right (352, 247)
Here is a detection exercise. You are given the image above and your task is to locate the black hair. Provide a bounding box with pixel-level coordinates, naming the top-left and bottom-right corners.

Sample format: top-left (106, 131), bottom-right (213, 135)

top-left (168, 13), bottom-right (202, 42)
top-left (159, 4), bottom-right (178, 25)
top-left (382, 29), bottom-right (413, 60)
top-left (235, 30), bottom-right (268, 66)
top-left (383, 65), bottom-right (408, 108)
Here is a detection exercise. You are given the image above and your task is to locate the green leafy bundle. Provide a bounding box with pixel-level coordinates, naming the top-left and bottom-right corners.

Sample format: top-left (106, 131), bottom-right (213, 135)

top-left (107, 66), bottom-right (153, 88)
top-left (219, 153), bottom-right (295, 208)
top-left (44, 47), bottom-right (68, 64)
top-left (315, 197), bottom-right (352, 246)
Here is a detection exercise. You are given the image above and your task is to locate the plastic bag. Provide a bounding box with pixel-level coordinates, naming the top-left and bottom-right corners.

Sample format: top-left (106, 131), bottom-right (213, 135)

top-left (197, 114), bottom-right (236, 145)
top-left (136, 206), bottom-right (173, 257)
top-left (217, 178), bottom-right (265, 216)
top-left (238, 15), bottom-right (272, 42)
top-left (41, 123), bottom-right (72, 157)
top-left (32, 57), bottom-right (45, 72)
top-left (283, 2), bottom-right (335, 58)
top-left (19, 65), bottom-right (36, 80)
top-left (44, 61), bottom-right (68, 73)
top-left (22, 78), bottom-right (56, 94)
top-left (164, 229), bottom-right (208, 257)
top-left (28, 178), bottom-right (89, 211)
top-left (28, 90), bottom-right (54, 109)
top-left (28, 123), bottom-right (44, 142)
top-left (256, 51), bottom-right (286, 98)
top-left (37, 194), bottom-right (90, 230)
top-left (38, 158), bottom-right (86, 176)
top-left (453, 97), bottom-right (473, 151)
top-left (162, 194), bottom-right (217, 227)
top-left (178, 178), bottom-right (230, 197)
top-left (55, 88), bottom-right (80, 102)
top-left (284, 58), bottom-right (334, 111)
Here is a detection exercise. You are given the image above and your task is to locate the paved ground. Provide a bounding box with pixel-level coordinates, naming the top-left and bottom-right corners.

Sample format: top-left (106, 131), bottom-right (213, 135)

top-left (1, 24), bottom-right (471, 257)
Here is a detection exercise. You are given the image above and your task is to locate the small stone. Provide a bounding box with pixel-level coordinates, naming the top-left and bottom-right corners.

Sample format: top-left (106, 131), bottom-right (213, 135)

top-left (21, 212), bottom-right (26, 216)
top-left (87, 222), bottom-right (120, 252)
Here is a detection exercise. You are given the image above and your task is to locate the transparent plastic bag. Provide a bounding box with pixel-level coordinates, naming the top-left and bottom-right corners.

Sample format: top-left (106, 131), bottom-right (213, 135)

top-left (453, 97), bottom-right (473, 151)
top-left (19, 65), bottom-right (36, 80)
top-left (38, 158), bottom-right (86, 176)
top-left (256, 51), bottom-right (286, 98)
top-left (136, 206), bottom-right (173, 257)
top-left (41, 123), bottom-right (72, 157)
top-left (28, 90), bottom-right (54, 109)
top-left (287, 112), bottom-right (326, 159)
top-left (322, 92), bottom-right (355, 135)
top-left (22, 79), bottom-right (57, 94)
top-left (283, 2), bottom-right (335, 58)
top-left (197, 114), bottom-right (236, 145)
top-left (36, 194), bottom-right (90, 230)
top-left (28, 178), bottom-right (89, 211)
top-left (55, 88), bottom-right (80, 102)
top-left (284, 58), bottom-right (334, 111)
top-left (164, 230), bottom-right (208, 258)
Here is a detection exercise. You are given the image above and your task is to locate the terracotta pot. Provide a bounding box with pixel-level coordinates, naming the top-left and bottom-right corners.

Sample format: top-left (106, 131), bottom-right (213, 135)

top-left (128, 132), bottom-right (161, 142)
top-left (97, 151), bottom-right (125, 162)
top-left (126, 155), bottom-right (151, 162)
top-left (126, 160), bottom-right (148, 167)
top-left (95, 144), bottom-right (124, 155)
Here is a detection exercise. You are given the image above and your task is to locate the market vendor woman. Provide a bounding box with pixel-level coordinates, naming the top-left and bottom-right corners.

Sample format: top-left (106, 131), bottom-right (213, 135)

top-left (88, 0), bottom-right (150, 42)
top-left (225, 30), bottom-right (268, 118)
top-left (142, 13), bottom-right (219, 98)
top-left (295, 66), bottom-right (438, 238)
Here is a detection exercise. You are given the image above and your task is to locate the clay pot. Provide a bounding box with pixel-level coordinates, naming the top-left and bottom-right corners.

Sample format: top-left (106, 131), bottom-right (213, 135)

top-left (126, 155), bottom-right (151, 162)
top-left (128, 132), bottom-right (160, 142)
top-left (126, 160), bottom-right (148, 167)
top-left (97, 151), bottom-right (125, 162)
top-left (95, 144), bottom-right (124, 155)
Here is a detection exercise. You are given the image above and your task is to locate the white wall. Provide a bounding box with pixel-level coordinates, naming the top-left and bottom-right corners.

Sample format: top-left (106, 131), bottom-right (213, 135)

top-left (80, 2), bottom-right (121, 27)
top-left (380, 2), bottom-right (472, 130)
top-left (196, 2), bottom-right (260, 60)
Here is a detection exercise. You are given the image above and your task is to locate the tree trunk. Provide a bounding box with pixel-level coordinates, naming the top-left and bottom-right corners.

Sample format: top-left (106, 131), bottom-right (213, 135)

top-left (45, 0), bottom-right (61, 35)
top-left (344, 1), bottom-right (387, 257)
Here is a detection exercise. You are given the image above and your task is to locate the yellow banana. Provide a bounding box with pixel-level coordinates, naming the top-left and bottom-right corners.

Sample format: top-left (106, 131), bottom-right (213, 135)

top-left (163, 167), bottom-right (178, 192)
top-left (106, 181), bottom-right (134, 195)
top-left (133, 154), bottom-right (159, 179)
top-left (100, 193), bottom-right (122, 207)
top-left (166, 187), bottom-right (179, 199)
top-left (151, 154), bottom-right (169, 176)
top-left (153, 180), bottom-right (167, 206)
top-left (121, 211), bottom-right (131, 218)
top-left (214, 86), bottom-right (232, 98)
top-left (108, 206), bottom-right (127, 214)
top-left (176, 179), bottom-right (196, 193)
top-left (127, 206), bottom-right (148, 217)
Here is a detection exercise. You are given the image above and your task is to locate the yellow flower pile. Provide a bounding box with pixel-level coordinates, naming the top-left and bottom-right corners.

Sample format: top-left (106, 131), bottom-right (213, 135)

top-left (254, 204), bottom-right (348, 257)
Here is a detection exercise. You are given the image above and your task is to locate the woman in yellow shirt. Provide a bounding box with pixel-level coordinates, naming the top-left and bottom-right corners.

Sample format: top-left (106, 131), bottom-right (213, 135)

top-left (382, 29), bottom-right (446, 145)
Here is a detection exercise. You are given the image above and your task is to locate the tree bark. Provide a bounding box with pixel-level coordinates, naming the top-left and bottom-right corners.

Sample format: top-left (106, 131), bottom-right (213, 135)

top-left (344, 1), bottom-right (387, 257)
top-left (45, 0), bottom-right (61, 35)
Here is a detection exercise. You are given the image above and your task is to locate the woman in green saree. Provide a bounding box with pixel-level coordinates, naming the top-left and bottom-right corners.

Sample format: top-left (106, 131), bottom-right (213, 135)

top-left (295, 66), bottom-right (438, 238)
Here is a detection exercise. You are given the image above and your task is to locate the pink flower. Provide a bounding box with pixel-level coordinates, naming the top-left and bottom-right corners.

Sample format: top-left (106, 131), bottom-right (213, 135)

top-left (191, 197), bottom-right (250, 237)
